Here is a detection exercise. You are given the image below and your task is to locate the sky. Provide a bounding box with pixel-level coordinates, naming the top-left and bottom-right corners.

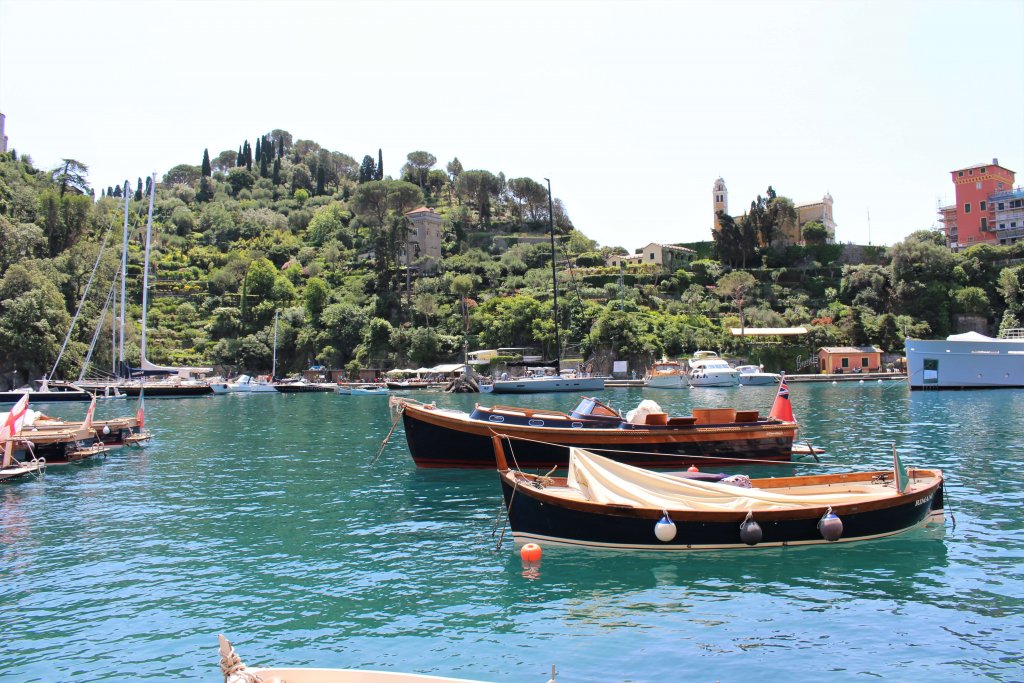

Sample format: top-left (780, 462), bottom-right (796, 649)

top-left (1, 0), bottom-right (1022, 252)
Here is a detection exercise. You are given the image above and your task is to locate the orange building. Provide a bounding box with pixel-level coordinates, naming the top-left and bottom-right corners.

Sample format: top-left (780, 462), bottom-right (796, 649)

top-left (818, 346), bottom-right (882, 374)
top-left (938, 159), bottom-right (1016, 250)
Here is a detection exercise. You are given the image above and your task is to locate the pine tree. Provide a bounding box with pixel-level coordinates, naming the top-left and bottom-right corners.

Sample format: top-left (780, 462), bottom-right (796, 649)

top-left (376, 148), bottom-right (384, 180)
top-left (359, 155), bottom-right (376, 183)
top-left (201, 148), bottom-right (212, 177)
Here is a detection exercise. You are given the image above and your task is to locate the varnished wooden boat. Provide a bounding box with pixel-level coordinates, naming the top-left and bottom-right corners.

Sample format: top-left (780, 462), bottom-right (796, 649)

top-left (219, 635), bottom-right (499, 683)
top-left (396, 394), bottom-right (799, 469)
top-left (491, 435), bottom-right (944, 551)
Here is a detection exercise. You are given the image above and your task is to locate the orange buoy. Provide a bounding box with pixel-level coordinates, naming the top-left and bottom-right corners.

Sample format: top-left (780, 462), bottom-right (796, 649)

top-left (687, 465), bottom-right (699, 472)
top-left (520, 543), bottom-right (542, 562)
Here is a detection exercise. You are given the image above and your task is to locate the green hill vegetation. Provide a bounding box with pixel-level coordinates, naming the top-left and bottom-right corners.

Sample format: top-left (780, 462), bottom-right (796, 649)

top-left (2, 132), bottom-right (1023, 388)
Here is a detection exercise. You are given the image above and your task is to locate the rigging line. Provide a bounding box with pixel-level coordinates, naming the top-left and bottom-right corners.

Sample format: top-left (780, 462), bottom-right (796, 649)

top-left (49, 216), bottom-right (117, 380)
top-left (494, 431), bottom-right (847, 468)
top-left (78, 280), bottom-right (119, 381)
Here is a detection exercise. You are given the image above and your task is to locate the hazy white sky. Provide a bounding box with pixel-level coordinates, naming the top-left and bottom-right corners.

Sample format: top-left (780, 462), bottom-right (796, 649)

top-left (2, 0), bottom-right (1022, 251)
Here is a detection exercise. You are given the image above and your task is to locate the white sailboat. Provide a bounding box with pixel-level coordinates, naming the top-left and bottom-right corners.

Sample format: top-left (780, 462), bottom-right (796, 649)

top-left (492, 179), bottom-right (604, 394)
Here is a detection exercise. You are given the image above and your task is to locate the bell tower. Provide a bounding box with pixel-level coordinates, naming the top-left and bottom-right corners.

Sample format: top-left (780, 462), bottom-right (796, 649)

top-left (712, 177), bottom-right (728, 232)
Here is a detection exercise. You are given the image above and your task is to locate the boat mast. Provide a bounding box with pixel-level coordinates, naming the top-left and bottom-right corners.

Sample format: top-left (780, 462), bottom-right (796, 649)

top-left (118, 180), bottom-right (130, 371)
top-left (545, 178), bottom-right (561, 375)
top-left (139, 172), bottom-right (156, 368)
top-left (272, 310), bottom-right (278, 379)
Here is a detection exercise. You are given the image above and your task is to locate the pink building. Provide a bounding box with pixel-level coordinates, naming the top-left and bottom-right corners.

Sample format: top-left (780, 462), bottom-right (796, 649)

top-left (939, 159), bottom-right (1016, 250)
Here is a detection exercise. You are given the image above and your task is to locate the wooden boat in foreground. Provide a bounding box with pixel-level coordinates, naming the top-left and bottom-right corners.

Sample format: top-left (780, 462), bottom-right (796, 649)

top-left (492, 435), bottom-right (944, 551)
top-left (219, 635), bottom-right (499, 683)
top-left (1, 395), bottom-right (46, 482)
top-left (395, 379), bottom-right (801, 468)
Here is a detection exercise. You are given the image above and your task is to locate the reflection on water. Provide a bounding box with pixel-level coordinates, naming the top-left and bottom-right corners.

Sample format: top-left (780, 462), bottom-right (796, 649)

top-left (2, 387), bottom-right (1023, 682)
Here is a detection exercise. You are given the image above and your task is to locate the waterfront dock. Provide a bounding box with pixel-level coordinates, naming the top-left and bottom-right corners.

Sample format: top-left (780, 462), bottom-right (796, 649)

top-left (785, 371), bottom-right (908, 383)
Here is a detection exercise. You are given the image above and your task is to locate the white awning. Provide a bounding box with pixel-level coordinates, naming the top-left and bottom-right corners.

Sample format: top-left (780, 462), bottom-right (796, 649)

top-left (729, 326), bottom-right (808, 336)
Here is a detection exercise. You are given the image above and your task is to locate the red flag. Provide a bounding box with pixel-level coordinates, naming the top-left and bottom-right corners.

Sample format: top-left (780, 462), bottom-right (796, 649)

top-left (83, 396), bottom-right (96, 432)
top-left (769, 375), bottom-right (794, 422)
top-left (1, 394), bottom-right (29, 440)
top-left (136, 389), bottom-right (145, 429)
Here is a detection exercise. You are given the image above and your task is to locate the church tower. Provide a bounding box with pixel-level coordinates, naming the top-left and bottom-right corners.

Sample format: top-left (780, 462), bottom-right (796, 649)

top-left (712, 177), bottom-right (728, 232)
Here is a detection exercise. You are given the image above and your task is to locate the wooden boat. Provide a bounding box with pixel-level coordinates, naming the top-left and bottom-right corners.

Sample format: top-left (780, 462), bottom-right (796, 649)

top-left (218, 635), bottom-right (499, 683)
top-left (3, 398), bottom-right (109, 465)
top-left (644, 360), bottom-right (688, 389)
top-left (491, 435), bottom-right (945, 550)
top-left (1, 395), bottom-right (46, 482)
top-left (395, 382), bottom-right (801, 468)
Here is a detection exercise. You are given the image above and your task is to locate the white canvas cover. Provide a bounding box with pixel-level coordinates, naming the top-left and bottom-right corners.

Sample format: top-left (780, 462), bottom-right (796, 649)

top-left (565, 448), bottom-right (892, 512)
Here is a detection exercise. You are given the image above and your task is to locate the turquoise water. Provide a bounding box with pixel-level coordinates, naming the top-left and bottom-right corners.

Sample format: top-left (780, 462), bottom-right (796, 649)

top-left (2, 383), bottom-right (1023, 682)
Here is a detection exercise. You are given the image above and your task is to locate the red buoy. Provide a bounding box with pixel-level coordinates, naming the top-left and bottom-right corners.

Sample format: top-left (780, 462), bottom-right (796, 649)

top-left (520, 543), bottom-right (542, 562)
top-left (687, 465), bottom-right (699, 472)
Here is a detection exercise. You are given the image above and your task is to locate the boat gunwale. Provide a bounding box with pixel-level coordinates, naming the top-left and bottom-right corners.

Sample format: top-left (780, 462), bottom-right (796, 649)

top-left (499, 468), bottom-right (944, 523)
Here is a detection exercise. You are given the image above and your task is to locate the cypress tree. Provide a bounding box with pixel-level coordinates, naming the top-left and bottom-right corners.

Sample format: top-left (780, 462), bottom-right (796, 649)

top-left (201, 148), bottom-right (212, 177)
top-left (144, 175), bottom-right (152, 197)
top-left (260, 151), bottom-right (269, 178)
top-left (277, 137), bottom-right (284, 159)
top-left (254, 137), bottom-right (262, 165)
top-left (359, 155), bottom-right (375, 183)
top-left (315, 165), bottom-right (325, 196)
top-left (135, 177), bottom-right (143, 201)
top-left (376, 148), bottom-right (384, 180)
top-left (272, 157), bottom-right (281, 185)
top-left (237, 145), bottom-right (244, 167)
top-left (244, 141), bottom-right (252, 171)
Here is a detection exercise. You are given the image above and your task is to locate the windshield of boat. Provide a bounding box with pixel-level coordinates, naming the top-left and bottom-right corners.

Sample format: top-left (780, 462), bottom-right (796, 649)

top-left (694, 360), bottom-right (733, 370)
top-left (572, 397), bottom-right (620, 418)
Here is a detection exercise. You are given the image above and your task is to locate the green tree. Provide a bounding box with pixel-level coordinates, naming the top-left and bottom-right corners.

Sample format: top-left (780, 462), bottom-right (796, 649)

top-left (404, 151), bottom-right (436, 189)
top-left (0, 264), bottom-right (73, 380)
top-left (802, 220), bottom-right (827, 245)
top-left (715, 271), bottom-right (757, 332)
top-left (201, 149), bottom-right (212, 177)
top-left (51, 159), bottom-right (90, 198)
top-left (304, 277), bottom-right (329, 322)
top-left (164, 164), bottom-right (201, 186)
top-left (226, 168), bottom-right (256, 196)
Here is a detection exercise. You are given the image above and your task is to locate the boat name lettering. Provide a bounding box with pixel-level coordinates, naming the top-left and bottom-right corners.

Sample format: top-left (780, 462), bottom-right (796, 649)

top-left (914, 495), bottom-right (931, 506)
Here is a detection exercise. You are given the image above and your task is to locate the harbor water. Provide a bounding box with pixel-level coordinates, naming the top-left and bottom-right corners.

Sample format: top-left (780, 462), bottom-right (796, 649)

top-left (2, 382), bottom-right (1023, 682)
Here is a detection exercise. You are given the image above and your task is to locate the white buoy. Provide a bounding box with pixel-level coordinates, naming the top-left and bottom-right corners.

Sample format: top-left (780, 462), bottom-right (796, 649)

top-left (654, 512), bottom-right (677, 542)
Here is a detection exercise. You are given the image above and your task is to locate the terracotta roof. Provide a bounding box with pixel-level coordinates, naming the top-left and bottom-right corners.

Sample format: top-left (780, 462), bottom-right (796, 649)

top-left (405, 206), bottom-right (437, 215)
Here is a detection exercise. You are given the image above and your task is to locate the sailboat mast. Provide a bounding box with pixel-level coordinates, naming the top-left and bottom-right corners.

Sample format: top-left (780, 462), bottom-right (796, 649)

top-left (545, 178), bottom-right (561, 375)
top-left (139, 172), bottom-right (156, 366)
top-left (272, 310), bottom-right (278, 379)
top-left (118, 180), bottom-right (130, 369)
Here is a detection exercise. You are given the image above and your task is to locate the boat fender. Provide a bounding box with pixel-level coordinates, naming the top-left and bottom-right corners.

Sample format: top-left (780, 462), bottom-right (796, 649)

top-left (654, 510), bottom-right (677, 542)
top-left (818, 507), bottom-right (843, 542)
top-left (739, 511), bottom-right (762, 546)
top-left (102, 425), bottom-right (111, 435)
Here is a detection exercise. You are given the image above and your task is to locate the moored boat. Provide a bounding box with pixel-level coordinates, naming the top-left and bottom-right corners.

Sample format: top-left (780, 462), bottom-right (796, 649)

top-left (1, 395), bottom-right (46, 482)
top-left (490, 373), bottom-right (605, 394)
top-left (394, 379), bottom-right (800, 468)
top-left (905, 330), bottom-right (1024, 389)
top-left (219, 635), bottom-right (498, 683)
top-left (492, 436), bottom-right (944, 551)
top-left (644, 360), bottom-right (688, 389)
top-left (736, 365), bottom-right (782, 386)
top-left (687, 351), bottom-right (740, 387)
top-left (1, 378), bottom-right (93, 404)
top-left (2, 397), bottom-right (109, 464)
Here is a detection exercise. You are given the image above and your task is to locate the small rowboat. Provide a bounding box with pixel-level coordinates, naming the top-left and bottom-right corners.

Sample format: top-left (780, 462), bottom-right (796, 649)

top-left (491, 435), bottom-right (944, 551)
top-left (218, 635), bottom-right (504, 683)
